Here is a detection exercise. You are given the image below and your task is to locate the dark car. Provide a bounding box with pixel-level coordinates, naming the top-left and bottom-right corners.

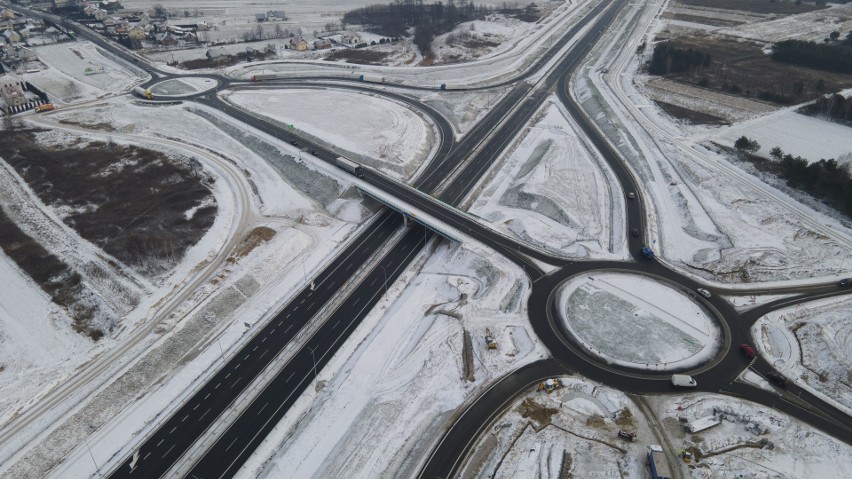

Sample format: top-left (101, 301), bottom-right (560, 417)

top-left (766, 372), bottom-right (787, 387)
top-left (310, 149), bottom-right (318, 155)
top-left (739, 344), bottom-right (756, 359)
top-left (839, 278), bottom-right (851, 287)
top-left (631, 228), bottom-right (639, 237)
top-left (290, 140), bottom-right (298, 146)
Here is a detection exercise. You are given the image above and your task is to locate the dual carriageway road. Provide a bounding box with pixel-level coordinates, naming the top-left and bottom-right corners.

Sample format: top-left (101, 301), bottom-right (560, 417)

top-left (4, 0), bottom-right (852, 477)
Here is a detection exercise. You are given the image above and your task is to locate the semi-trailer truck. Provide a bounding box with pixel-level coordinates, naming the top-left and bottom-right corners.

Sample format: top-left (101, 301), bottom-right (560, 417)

top-left (335, 156), bottom-right (363, 178)
top-left (358, 73), bottom-right (385, 83)
top-left (647, 445), bottom-right (672, 479)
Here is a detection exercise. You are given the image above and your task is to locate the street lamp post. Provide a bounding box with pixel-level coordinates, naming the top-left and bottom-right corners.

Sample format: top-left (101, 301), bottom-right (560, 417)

top-left (307, 345), bottom-right (318, 387)
top-left (84, 437), bottom-right (99, 476)
top-left (380, 265), bottom-right (388, 298)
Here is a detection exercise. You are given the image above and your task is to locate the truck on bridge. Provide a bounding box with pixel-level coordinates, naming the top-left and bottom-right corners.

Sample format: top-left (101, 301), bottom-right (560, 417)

top-left (335, 156), bottom-right (363, 178)
top-left (647, 445), bottom-right (672, 479)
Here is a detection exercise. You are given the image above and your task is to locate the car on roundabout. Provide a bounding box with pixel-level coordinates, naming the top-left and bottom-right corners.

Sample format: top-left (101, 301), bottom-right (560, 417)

top-left (696, 288), bottom-right (711, 298)
top-left (739, 344), bottom-right (756, 360)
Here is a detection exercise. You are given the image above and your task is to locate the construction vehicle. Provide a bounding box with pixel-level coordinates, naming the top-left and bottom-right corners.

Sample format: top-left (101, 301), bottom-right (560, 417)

top-left (538, 378), bottom-right (563, 393)
top-left (35, 103), bottom-right (55, 112)
top-left (618, 430), bottom-right (637, 441)
top-left (485, 329), bottom-right (497, 349)
top-left (647, 445), bottom-right (672, 479)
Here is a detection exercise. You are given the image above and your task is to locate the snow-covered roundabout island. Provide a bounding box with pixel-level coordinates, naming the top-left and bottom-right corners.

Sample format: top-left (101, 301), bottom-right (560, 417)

top-left (556, 272), bottom-right (722, 371)
top-left (148, 77), bottom-right (218, 97)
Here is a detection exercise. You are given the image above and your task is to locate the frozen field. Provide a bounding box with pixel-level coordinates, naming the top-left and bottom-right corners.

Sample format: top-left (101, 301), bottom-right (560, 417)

top-left (239, 241), bottom-right (545, 479)
top-left (575, 0), bottom-right (852, 284)
top-left (711, 109), bottom-right (852, 166)
top-left (717, 3), bottom-right (852, 43)
top-left (468, 99), bottom-right (623, 259)
top-left (0, 253), bottom-right (94, 427)
top-left (752, 295), bottom-right (852, 415)
top-left (557, 273), bottom-right (721, 370)
top-left (25, 41), bottom-right (143, 103)
top-left (224, 88), bottom-right (435, 178)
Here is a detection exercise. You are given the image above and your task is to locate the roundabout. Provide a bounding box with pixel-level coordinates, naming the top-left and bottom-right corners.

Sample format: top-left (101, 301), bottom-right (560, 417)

top-left (555, 272), bottom-right (722, 372)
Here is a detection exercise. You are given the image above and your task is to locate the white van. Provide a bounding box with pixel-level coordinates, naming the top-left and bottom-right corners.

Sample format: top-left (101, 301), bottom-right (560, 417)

top-left (671, 374), bottom-right (697, 387)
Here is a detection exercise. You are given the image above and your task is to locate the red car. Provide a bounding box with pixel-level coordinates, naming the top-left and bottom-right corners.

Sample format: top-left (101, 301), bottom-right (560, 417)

top-left (739, 344), bottom-right (756, 359)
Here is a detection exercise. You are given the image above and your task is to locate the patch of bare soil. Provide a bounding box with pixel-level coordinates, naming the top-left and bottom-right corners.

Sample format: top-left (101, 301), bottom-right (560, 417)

top-left (654, 36), bottom-right (852, 105)
top-left (585, 413), bottom-right (607, 428)
top-left (58, 118), bottom-right (116, 132)
top-left (0, 129), bottom-right (217, 277)
top-left (325, 48), bottom-right (391, 65)
top-left (675, 0), bottom-right (826, 15)
top-left (664, 12), bottom-right (745, 27)
top-left (178, 51), bottom-right (274, 70)
top-left (519, 397), bottom-right (559, 426)
top-left (0, 207), bottom-right (102, 339)
top-left (654, 100), bottom-right (730, 125)
top-left (227, 226), bottom-right (275, 263)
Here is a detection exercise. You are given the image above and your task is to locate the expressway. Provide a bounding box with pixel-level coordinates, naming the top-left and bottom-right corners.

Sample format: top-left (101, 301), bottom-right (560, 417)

top-left (3, 0), bottom-right (851, 477)
top-left (105, 4), bottom-right (626, 475)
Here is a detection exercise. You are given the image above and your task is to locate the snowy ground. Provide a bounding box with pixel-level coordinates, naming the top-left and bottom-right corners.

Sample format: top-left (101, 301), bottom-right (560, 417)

top-left (459, 376), bottom-right (649, 479)
top-left (462, 380), bottom-right (852, 479)
top-left (710, 109), bottom-right (852, 166)
top-left (557, 272), bottom-right (721, 371)
top-left (575, 0), bottom-right (852, 284)
top-left (238, 241), bottom-right (546, 479)
top-left (0, 95), bottom-right (375, 477)
top-left (24, 41), bottom-right (144, 104)
top-left (751, 295), bottom-right (852, 416)
top-left (0, 252), bottom-right (95, 427)
top-left (230, 0), bottom-right (598, 88)
top-left (223, 88), bottom-right (436, 178)
top-left (429, 13), bottom-right (545, 66)
top-left (717, 3), bottom-right (852, 43)
top-left (148, 77), bottom-right (218, 96)
top-left (648, 393), bottom-right (852, 478)
top-left (415, 86), bottom-right (512, 136)
top-left (467, 98), bottom-right (624, 259)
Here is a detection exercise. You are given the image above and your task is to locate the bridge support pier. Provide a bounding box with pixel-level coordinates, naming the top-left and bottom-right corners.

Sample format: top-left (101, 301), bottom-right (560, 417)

top-left (403, 215), bottom-right (410, 228)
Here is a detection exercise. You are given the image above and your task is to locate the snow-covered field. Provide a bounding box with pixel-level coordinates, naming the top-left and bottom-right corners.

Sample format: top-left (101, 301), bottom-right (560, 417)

top-left (752, 295), bottom-right (852, 415)
top-left (0, 95), bottom-right (375, 477)
top-left (649, 393), bottom-right (852, 478)
top-left (224, 88), bottom-right (435, 178)
top-left (711, 109), bottom-right (852, 166)
top-left (557, 273), bottom-right (721, 370)
top-left (717, 3), bottom-right (852, 43)
top-left (430, 14), bottom-right (542, 65)
top-left (575, 0), bottom-right (852, 284)
top-left (0, 253), bottom-right (94, 426)
top-left (468, 99), bottom-right (623, 259)
top-left (239, 241), bottom-right (545, 478)
top-left (25, 41), bottom-right (144, 104)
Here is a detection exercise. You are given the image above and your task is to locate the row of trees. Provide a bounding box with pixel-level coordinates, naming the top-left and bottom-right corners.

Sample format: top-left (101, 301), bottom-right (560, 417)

top-left (771, 39), bottom-right (852, 74)
top-left (647, 43), bottom-right (711, 75)
top-left (343, 0), bottom-right (492, 56)
top-left (802, 92), bottom-right (852, 124)
top-left (735, 137), bottom-right (852, 217)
